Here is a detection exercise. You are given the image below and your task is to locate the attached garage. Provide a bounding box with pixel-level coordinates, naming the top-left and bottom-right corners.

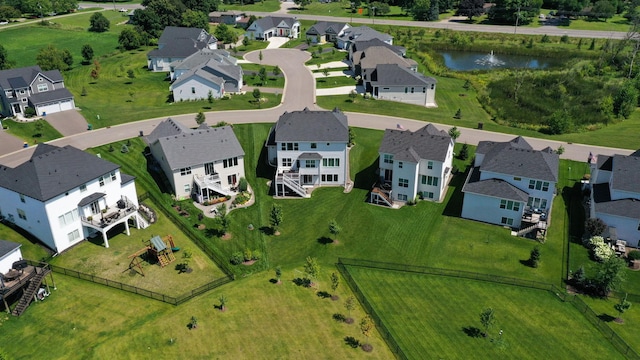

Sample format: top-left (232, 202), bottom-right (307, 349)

top-left (30, 88), bottom-right (75, 116)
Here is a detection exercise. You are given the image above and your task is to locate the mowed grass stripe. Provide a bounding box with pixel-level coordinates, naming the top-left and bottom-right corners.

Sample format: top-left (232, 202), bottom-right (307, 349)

top-left (346, 266), bottom-right (625, 359)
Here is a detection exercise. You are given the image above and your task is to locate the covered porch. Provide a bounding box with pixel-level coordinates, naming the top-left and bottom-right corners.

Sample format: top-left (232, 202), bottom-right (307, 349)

top-left (193, 174), bottom-right (233, 203)
top-left (80, 196), bottom-right (144, 248)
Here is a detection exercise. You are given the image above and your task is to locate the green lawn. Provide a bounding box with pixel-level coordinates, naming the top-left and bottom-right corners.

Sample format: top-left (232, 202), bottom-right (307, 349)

top-left (50, 10), bottom-right (130, 32)
top-left (582, 295), bottom-right (640, 354)
top-left (0, 223), bottom-right (52, 262)
top-left (290, 2), bottom-right (413, 21)
top-left (316, 75), bottom-right (357, 88)
top-left (241, 63), bottom-right (285, 88)
top-left (3, 119), bottom-right (63, 145)
top-left (220, 0), bottom-right (281, 12)
top-left (346, 266), bottom-right (626, 359)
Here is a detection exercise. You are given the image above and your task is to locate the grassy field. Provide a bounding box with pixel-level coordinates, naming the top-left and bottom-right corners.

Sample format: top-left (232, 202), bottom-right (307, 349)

top-left (48, 202), bottom-right (227, 297)
top-left (346, 266), bottom-right (626, 359)
top-left (583, 294), bottom-right (640, 353)
top-left (220, 0), bottom-right (282, 12)
top-left (3, 119), bottom-right (63, 145)
top-left (289, 2), bottom-right (413, 21)
top-left (316, 75), bottom-right (357, 88)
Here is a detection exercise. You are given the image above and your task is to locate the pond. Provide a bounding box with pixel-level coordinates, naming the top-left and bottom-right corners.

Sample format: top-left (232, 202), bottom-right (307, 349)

top-left (437, 50), bottom-right (564, 71)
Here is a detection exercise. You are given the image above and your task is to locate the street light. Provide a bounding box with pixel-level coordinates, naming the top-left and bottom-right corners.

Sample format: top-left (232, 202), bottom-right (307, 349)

top-left (371, 6), bottom-right (376, 24)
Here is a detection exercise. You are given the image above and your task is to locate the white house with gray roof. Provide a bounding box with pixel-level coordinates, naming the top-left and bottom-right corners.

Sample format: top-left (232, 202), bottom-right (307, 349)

top-left (336, 26), bottom-right (392, 50)
top-left (0, 144), bottom-right (143, 253)
top-left (245, 16), bottom-right (300, 40)
top-left (145, 118), bottom-right (245, 203)
top-left (0, 66), bottom-right (75, 117)
top-left (462, 136), bottom-right (559, 232)
top-left (0, 240), bottom-right (22, 274)
top-left (170, 58), bottom-right (243, 101)
top-left (306, 21), bottom-right (350, 44)
top-left (169, 49), bottom-right (238, 81)
top-left (588, 150), bottom-right (640, 247)
top-left (366, 64), bottom-right (437, 107)
top-left (266, 108), bottom-right (349, 198)
top-left (375, 124), bottom-right (453, 206)
top-left (147, 26), bottom-right (218, 72)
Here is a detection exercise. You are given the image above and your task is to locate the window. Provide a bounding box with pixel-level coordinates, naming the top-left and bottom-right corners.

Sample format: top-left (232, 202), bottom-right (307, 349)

top-left (500, 199), bottom-right (520, 211)
top-left (19, 194), bottom-right (25, 203)
top-left (427, 161), bottom-right (433, 169)
top-left (311, 143), bottom-right (317, 149)
top-left (281, 142), bottom-right (299, 151)
top-left (398, 194), bottom-right (408, 201)
top-left (431, 84), bottom-right (435, 90)
top-left (411, 87), bottom-right (414, 93)
top-left (58, 209), bottom-right (79, 227)
top-left (180, 167), bottom-right (192, 176)
top-left (80, 184), bottom-right (87, 192)
top-left (423, 191), bottom-right (434, 199)
top-left (39, 77), bottom-right (43, 82)
top-left (513, 177), bottom-right (521, 181)
top-left (22, 98), bottom-right (27, 102)
top-left (184, 184), bottom-right (190, 193)
top-left (305, 160), bottom-right (316, 168)
top-left (422, 87), bottom-right (426, 93)
top-left (421, 175), bottom-right (438, 186)
top-left (282, 158), bottom-right (292, 167)
top-left (398, 178), bottom-right (409, 188)
top-left (529, 180), bottom-right (550, 191)
top-left (68, 229), bottom-right (80, 243)
top-left (17, 209), bottom-right (27, 220)
top-left (37, 83), bottom-right (48, 92)
top-left (398, 161), bottom-right (403, 169)
top-left (322, 158), bottom-right (339, 167)
top-left (501, 217), bottom-right (514, 226)
top-left (111, 171), bottom-right (117, 181)
top-left (322, 174), bottom-right (338, 182)
top-left (404, 87), bottom-right (408, 93)
top-left (205, 162), bottom-right (215, 175)
top-left (99, 176), bottom-right (105, 186)
top-left (383, 154), bottom-right (393, 164)
top-left (191, 87), bottom-right (196, 94)
top-left (542, 182), bottom-right (549, 192)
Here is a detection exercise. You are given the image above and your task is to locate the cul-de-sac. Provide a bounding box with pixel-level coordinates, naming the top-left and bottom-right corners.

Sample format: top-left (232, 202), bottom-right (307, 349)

top-left (1, 0), bottom-right (640, 358)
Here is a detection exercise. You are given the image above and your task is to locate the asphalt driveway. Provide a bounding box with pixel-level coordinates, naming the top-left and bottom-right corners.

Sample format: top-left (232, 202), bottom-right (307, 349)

top-left (44, 109), bottom-right (88, 137)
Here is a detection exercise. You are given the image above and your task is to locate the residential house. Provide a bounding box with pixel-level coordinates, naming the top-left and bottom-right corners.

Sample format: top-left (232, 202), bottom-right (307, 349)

top-left (0, 66), bottom-right (75, 117)
top-left (147, 26), bottom-right (218, 72)
top-left (266, 108), bottom-right (349, 198)
top-left (0, 144), bottom-right (144, 253)
top-left (349, 38), bottom-right (406, 69)
top-left (588, 150), bottom-right (640, 247)
top-left (0, 240), bottom-right (22, 274)
top-left (245, 16), bottom-right (301, 40)
top-left (145, 118), bottom-right (245, 203)
top-left (169, 49), bottom-right (238, 81)
top-left (374, 124), bottom-right (453, 206)
top-left (366, 64), bottom-right (437, 107)
top-left (170, 58), bottom-right (243, 101)
top-left (208, 11), bottom-right (246, 26)
top-left (305, 21), bottom-right (350, 44)
top-left (336, 26), bottom-right (392, 50)
top-left (461, 136), bottom-right (559, 232)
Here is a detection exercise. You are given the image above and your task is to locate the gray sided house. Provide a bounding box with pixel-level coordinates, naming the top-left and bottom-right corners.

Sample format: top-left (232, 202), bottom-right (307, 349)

top-left (266, 108), bottom-right (349, 198)
top-left (147, 26), bottom-right (218, 72)
top-left (336, 26), bottom-right (393, 50)
top-left (356, 45), bottom-right (417, 77)
top-left (170, 58), bottom-right (243, 102)
top-left (367, 64), bottom-right (437, 107)
top-left (375, 124), bottom-right (454, 206)
top-left (305, 21), bottom-right (350, 44)
top-left (349, 38), bottom-right (406, 69)
top-left (208, 11), bottom-right (246, 26)
top-left (0, 66), bottom-right (75, 117)
top-left (145, 118), bottom-right (246, 202)
top-left (462, 136), bottom-right (559, 235)
top-left (588, 150), bottom-right (640, 247)
top-left (245, 16), bottom-right (301, 40)
top-left (170, 49), bottom-right (238, 81)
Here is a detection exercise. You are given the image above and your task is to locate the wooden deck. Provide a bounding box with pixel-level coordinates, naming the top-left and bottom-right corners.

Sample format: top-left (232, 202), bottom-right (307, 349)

top-left (1, 266), bottom-right (38, 299)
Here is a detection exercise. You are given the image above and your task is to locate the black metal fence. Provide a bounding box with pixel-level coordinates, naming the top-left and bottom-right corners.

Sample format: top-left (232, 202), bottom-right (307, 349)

top-left (337, 258), bottom-right (639, 360)
top-left (46, 263), bottom-right (233, 306)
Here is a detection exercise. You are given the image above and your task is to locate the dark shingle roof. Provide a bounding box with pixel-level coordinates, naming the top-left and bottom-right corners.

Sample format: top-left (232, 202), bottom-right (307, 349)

top-left (370, 64), bottom-right (436, 87)
top-left (121, 173), bottom-right (135, 185)
top-left (597, 155), bottom-right (613, 171)
top-left (357, 46), bottom-right (417, 71)
top-left (171, 49), bottom-right (236, 70)
top-left (351, 38), bottom-right (404, 56)
top-left (78, 192), bottom-right (106, 207)
top-left (463, 167), bottom-right (529, 201)
top-left (148, 119), bottom-right (244, 170)
top-left (144, 118), bottom-right (191, 145)
top-left (379, 124), bottom-right (451, 163)
top-left (252, 16), bottom-right (298, 30)
top-left (0, 240), bottom-right (21, 259)
top-left (306, 21), bottom-right (348, 36)
top-left (595, 198), bottom-right (640, 219)
top-left (28, 88), bottom-right (74, 105)
top-left (273, 108), bottom-right (349, 142)
top-left (8, 77), bottom-right (28, 89)
top-left (0, 66), bottom-right (64, 90)
top-left (611, 154), bottom-right (640, 194)
top-left (338, 26), bottom-right (392, 43)
top-left (476, 136), bottom-right (533, 156)
top-left (149, 27), bottom-right (216, 58)
top-left (478, 136), bottom-right (558, 182)
top-left (0, 145), bottom-right (119, 202)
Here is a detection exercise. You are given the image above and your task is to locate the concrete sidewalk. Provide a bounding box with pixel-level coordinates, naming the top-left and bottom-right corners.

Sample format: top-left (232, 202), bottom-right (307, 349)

top-left (307, 60), bottom-right (351, 70)
top-left (311, 70), bottom-right (353, 78)
top-left (316, 85), bottom-right (364, 96)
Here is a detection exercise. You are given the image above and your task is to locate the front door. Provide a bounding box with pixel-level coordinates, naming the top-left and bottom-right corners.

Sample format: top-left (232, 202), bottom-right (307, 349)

top-left (302, 175), bottom-right (313, 184)
top-left (227, 174), bottom-right (237, 186)
top-left (12, 103), bottom-right (21, 115)
top-left (384, 169), bottom-right (393, 182)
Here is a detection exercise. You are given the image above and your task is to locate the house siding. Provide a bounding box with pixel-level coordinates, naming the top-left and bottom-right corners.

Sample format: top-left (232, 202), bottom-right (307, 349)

top-left (596, 213), bottom-right (640, 247)
top-left (373, 85), bottom-right (436, 107)
top-left (480, 170), bottom-right (555, 212)
top-left (170, 156), bottom-right (246, 200)
top-left (0, 247), bottom-right (22, 274)
top-left (461, 192), bottom-right (523, 228)
top-left (171, 76), bottom-right (223, 102)
top-left (275, 141), bottom-right (348, 187)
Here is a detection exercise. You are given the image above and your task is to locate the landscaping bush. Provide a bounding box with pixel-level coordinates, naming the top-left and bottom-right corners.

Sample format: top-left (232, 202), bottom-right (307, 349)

top-left (230, 251), bottom-right (243, 265)
top-left (238, 177), bottom-right (248, 192)
top-left (243, 248), bottom-right (252, 262)
top-left (585, 218), bottom-right (606, 236)
top-left (627, 250), bottom-right (640, 261)
top-left (589, 236), bottom-right (614, 262)
top-left (251, 249), bottom-right (262, 261)
top-left (24, 107), bottom-right (36, 118)
top-left (333, 313), bottom-right (347, 322)
top-left (232, 192), bottom-right (250, 205)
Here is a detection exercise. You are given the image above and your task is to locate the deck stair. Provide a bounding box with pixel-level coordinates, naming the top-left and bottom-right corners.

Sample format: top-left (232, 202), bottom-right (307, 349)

top-left (278, 173), bottom-right (308, 197)
top-left (11, 269), bottom-right (50, 317)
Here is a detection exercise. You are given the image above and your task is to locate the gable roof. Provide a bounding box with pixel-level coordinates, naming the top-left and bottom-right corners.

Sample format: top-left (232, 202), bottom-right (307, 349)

top-left (379, 124), bottom-right (451, 163)
top-left (29, 88), bottom-right (75, 105)
top-left (0, 144), bottom-right (120, 202)
top-left (148, 26), bottom-right (216, 58)
top-left (338, 26), bottom-right (392, 44)
top-left (351, 38), bottom-right (404, 57)
top-left (595, 198), bottom-right (640, 219)
top-left (0, 66), bottom-right (64, 90)
top-left (369, 64), bottom-right (436, 87)
top-left (306, 21), bottom-right (348, 36)
top-left (463, 168), bottom-right (530, 202)
top-left (251, 16), bottom-right (299, 30)
top-left (170, 49), bottom-right (237, 71)
top-left (273, 107), bottom-right (349, 142)
top-left (147, 119), bottom-right (244, 170)
top-left (611, 153), bottom-right (640, 194)
top-left (0, 240), bottom-right (21, 259)
top-left (357, 46), bottom-right (417, 71)
top-left (478, 137), bottom-right (559, 182)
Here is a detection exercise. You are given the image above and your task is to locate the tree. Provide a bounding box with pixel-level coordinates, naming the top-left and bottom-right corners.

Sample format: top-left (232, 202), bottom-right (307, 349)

top-left (34, 120), bottom-right (44, 137)
top-left (479, 308), bottom-right (496, 338)
top-left (215, 23), bottom-right (237, 44)
top-left (304, 256), bottom-right (320, 286)
top-left (411, 0), bottom-right (432, 21)
top-left (614, 293), bottom-right (632, 322)
top-left (0, 44), bottom-right (13, 70)
top-left (252, 88), bottom-right (261, 107)
top-left (349, 89), bottom-right (358, 103)
top-left (592, 256), bottom-right (627, 297)
top-left (546, 110), bottom-right (571, 135)
top-left (488, 0), bottom-right (542, 25)
top-left (270, 204), bottom-right (283, 235)
top-left (345, 296), bottom-right (356, 319)
top-left (195, 110), bottom-right (206, 125)
top-left (330, 272), bottom-right (340, 299)
top-left (127, 69), bottom-right (135, 80)
top-left (275, 266), bottom-right (282, 284)
top-left (613, 81), bottom-right (639, 119)
top-left (528, 246), bottom-right (541, 268)
top-left (370, 1), bottom-right (390, 16)
top-left (218, 203), bottom-right (230, 235)
top-left (36, 45), bottom-right (72, 71)
top-left (181, 9), bottom-right (209, 31)
top-left (180, 248), bottom-right (193, 273)
top-left (258, 67), bottom-right (268, 85)
top-left (183, 0), bottom-right (219, 13)
top-left (457, 0), bottom-right (485, 20)
top-left (119, 28), bottom-right (142, 50)
top-left (360, 315), bottom-right (374, 351)
top-left (89, 12), bottom-right (110, 32)
top-left (448, 126), bottom-right (460, 141)
top-left (219, 294), bottom-right (227, 311)
top-left (322, 67), bottom-right (329, 78)
top-left (585, 218), bottom-right (607, 236)
top-left (0, 5), bottom-right (21, 22)
top-left (329, 219), bottom-right (341, 241)
top-left (81, 44), bottom-right (94, 64)
top-left (556, 145), bottom-right (565, 155)
top-left (294, 0), bottom-right (312, 9)
top-left (208, 90), bottom-right (214, 104)
top-left (591, 0), bottom-right (615, 21)
top-left (272, 65), bottom-right (281, 77)
top-left (458, 143), bottom-right (469, 160)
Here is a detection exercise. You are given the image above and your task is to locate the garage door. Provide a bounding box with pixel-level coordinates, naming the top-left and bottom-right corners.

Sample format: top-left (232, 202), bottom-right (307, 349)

top-left (60, 100), bottom-right (74, 111)
top-left (37, 103), bottom-right (61, 116)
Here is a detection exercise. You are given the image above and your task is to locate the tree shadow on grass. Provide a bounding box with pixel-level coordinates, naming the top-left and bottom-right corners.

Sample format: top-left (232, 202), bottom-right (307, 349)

top-left (317, 291), bottom-right (331, 299)
top-left (597, 313), bottom-right (616, 322)
top-left (519, 259), bottom-right (535, 268)
top-left (462, 326), bottom-right (483, 338)
top-left (317, 236), bottom-right (334, 245)
top-left (259, 226), bottom-right (274, 235)
top-left (292, 277), bottom-right (311, 287)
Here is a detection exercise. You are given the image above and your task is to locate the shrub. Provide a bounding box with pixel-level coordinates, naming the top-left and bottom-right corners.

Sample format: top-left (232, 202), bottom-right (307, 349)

top-left (230, 252), bottom-right (243, 265)
top-left (238, 177), bottom-right (248, 192)
top-left (120, 144), bottom-right (129, 153)
top-left (541, 34), bottom-right (551, 43)
top-left (232, 192), bottom-right (250, 205)
top-left (585, 218), bottom-right (606, 236)
top-left (24, 107), bottom-right (36, 117)
top-left (252, 249), bottom-right (262, 261)
top-left (333, 313), bottom-right (346, 322)
top-left (627, 250), bottom-right (640, 261)
top-left (243, 248), bottom-right (252, 262)
top-left (590, 236), bottom-right (614, 262)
